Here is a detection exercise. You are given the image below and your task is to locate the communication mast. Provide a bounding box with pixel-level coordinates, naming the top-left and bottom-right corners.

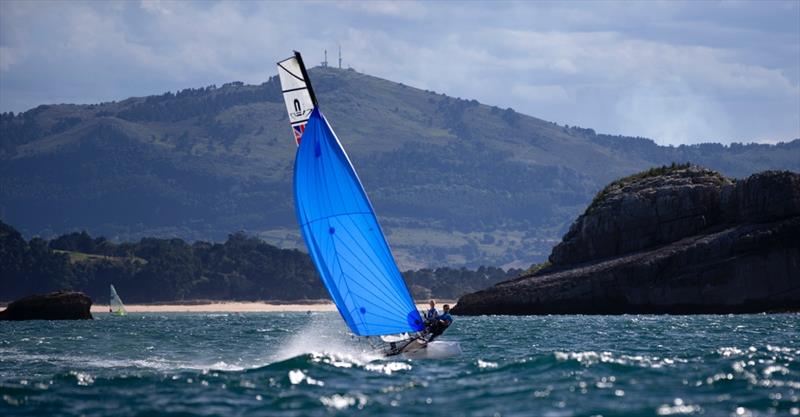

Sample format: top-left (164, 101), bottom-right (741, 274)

top-left (322, 50), bottom-right (328, 67)
top-left (338, 45), bottom-right (342, 69)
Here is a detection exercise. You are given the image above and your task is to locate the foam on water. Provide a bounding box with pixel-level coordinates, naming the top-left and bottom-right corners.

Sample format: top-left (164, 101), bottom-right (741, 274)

top-left (1, 313), bottom-right (798, 417)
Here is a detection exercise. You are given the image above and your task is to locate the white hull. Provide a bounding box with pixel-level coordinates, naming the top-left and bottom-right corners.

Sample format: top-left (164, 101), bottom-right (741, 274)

top-left (402, 341), bottom-right (462, 359)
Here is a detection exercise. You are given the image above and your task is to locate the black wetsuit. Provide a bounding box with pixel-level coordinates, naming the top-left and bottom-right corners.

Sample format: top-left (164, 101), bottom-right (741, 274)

top-left (427, 312), bottom-right (453, 339)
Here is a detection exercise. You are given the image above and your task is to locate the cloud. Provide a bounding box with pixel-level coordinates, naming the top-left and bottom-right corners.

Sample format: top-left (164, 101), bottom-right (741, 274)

top-left (615, 79), bottom-right (731, 145)
top-left (334, 0), bottom-right (427, 18)
top-left (0, 46), bottom-right (23, 72)
top-left (0, 0), bottom-right (797, 144)
top-left (511, 84), bottom-right (572, 104)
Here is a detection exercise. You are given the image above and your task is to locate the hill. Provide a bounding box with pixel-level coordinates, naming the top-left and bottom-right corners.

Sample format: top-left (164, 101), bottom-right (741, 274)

top-left (2, 67), bottom-right (798, 268)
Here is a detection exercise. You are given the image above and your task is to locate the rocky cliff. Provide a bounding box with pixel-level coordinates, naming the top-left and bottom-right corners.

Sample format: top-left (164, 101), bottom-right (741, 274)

top-left (0, 291), bottom-right (93, 320)
top-left (452, 167), bottom-right (800, 315)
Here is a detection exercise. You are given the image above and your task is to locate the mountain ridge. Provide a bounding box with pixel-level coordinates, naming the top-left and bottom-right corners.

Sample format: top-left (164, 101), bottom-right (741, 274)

top-left (2, 66), bottom-right (798, 268)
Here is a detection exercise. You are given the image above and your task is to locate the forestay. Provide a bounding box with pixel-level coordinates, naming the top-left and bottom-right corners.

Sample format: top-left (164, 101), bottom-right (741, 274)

top-left (293, 108), bottom-right (425, 336)
top-left (277, 52), bottom-right (317, 145)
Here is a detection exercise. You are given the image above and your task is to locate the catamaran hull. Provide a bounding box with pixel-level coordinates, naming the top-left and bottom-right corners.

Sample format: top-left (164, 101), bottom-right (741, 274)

top-left (384, 340), bottom-right (462, 359)
top-left (401, 341), bottom-right (462, 359)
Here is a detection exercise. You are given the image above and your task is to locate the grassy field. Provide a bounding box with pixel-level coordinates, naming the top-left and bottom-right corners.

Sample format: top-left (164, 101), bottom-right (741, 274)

top-left (54, 250), bottom-right (147, 265)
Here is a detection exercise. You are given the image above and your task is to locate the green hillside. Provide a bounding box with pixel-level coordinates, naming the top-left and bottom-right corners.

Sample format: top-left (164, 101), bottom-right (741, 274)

top-left (1, 67), bottom-right (798, 268)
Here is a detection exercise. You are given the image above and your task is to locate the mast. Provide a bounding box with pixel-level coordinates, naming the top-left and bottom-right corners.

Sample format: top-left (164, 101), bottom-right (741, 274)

top-left (294, 51), bottom-right (317, 106)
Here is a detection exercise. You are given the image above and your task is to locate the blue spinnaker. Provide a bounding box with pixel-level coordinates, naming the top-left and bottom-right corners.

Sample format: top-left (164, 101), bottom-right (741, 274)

top-left (294, 108), bottom-right (424, 336)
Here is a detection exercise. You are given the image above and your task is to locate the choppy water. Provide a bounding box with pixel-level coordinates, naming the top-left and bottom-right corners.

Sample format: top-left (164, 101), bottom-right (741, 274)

top-left (1, 313), bottom-right (798, 416)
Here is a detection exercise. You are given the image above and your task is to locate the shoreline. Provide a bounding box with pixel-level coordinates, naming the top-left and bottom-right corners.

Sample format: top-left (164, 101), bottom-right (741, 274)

top-left (87, 300), bottom-right (458, 313)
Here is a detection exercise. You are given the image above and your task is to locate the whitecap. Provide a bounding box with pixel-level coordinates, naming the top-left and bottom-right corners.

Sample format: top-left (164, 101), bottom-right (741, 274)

top-left (476, 359), bottom-right (498, 369)
top-left (288, 369), bottom-right (323, 386)
top-left (320, 393), bottom-right (367, 410)
top-left (364, 361), bottom-right (411, 375)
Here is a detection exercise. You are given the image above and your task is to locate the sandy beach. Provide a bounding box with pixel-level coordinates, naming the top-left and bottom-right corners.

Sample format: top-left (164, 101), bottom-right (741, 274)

top-left (89, 301), bottom-right (456, 313)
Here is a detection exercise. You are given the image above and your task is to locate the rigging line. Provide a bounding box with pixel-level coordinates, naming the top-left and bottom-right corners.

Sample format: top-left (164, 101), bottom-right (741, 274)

top-left (324, 226), bottom-right (356, 308)
top-left (314, 122), bottom-right (337, 226)
top-left (334, 225), bottom-right (412, 310)
top-left (330, 246), bottom-right (370, 332)
top-left (333, 234), bottom-right (408, 309)
top-left (282, 86), bottom-right (309, 93)
top-left (344, 228), bottom-right (413, 314)
top-left (323, 129), bottom-right (356, 223)
top-left (307, 229), bottom-right (353, 325)
top-left (325, 161), bottom-right (411, 305)
top-left (337, 212), bottom-right (403, 283)
top-left (323, 138), bottom-right (416, 311)
top-left (299, 141), bottom-right (355, 319)
top-left (320, 198), bottom-right (373, 331)
top-left (313, 124), bottom-right (402, 290)
top-left (355, 208), bottom-right (404, 276)
top-left (329, 227), bottom-right (406, 309)
top-left (330, 215), bottom-right (409, 305)
top-left (328, 214), bottom-right (391, 279)
top-left (277, 62), bottom-right (305, 83)
top-left (308, 119), bottom-right (410, 331)
top-left (317, 112), bottom-right (363, 213)
top-left (301, 211), bottom-right (374, 228)
top-left (313, 159), bottom-right (364, 334)
top-left (335, 257), bottom-right (410, 315)
top-left (345, 300), bottom-right (412, 327)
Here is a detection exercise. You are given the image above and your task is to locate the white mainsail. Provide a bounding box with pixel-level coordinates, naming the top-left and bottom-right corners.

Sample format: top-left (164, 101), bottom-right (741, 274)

top-left (109, 284), bottom-right (126, 316)
top-left (277, 51), bottom-right (317, 145)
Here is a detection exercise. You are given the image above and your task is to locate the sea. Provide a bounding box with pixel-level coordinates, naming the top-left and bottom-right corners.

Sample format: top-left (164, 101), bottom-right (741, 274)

top-left (1, 313), bottom-right (798, 417)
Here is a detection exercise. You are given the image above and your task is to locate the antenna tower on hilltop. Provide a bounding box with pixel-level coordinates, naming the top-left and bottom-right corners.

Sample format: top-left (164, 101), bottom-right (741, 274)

top-left (338, 45), bottom-right (342, 69)
top-left (322, 50), bottom-right (328, 67)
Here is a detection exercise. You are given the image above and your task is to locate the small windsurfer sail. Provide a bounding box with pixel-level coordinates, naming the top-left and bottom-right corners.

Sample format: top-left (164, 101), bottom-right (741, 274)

top-left (277, 51), bottom-right (460, 358)
top-left (109, 284), bottom-right (126, 316)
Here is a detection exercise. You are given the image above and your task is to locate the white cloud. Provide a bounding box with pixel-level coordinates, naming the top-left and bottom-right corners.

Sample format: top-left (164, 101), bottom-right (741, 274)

top-left (511, 84), bottom-right (572, 104)
top-left (335, 0), bottom-right (427, 18)
top-left (0, 46), bottom-right (23, 72)
top-left (0, 0), bottom-right (797, 144)
top-left (615, 79), bottom-right (731, 145)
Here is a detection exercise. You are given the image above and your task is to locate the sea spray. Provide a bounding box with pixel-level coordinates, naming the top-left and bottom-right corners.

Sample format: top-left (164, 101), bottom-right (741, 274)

top-left (273, 312), bottom-right (383, 365)
top-left (1, 313), bottom-right (798, 417)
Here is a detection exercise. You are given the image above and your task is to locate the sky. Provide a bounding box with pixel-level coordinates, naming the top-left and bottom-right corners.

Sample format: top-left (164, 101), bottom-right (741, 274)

top-left (0, 0), bottom-right (798, 146)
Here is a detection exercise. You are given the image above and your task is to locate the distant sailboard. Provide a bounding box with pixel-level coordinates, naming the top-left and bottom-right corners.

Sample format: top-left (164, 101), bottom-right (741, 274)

top-left (277, 51), bottom-right (460, 357)
top-left (109, 285), bottom-right (126, 316)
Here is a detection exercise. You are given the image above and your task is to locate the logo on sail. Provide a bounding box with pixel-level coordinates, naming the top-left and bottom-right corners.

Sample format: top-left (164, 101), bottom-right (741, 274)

top-left (293, 123), bottom-right (307, 144)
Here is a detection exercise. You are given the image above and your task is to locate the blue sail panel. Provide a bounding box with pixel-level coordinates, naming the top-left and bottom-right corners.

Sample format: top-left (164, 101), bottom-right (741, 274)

top-left (294, 108), bottom-right (424, 336)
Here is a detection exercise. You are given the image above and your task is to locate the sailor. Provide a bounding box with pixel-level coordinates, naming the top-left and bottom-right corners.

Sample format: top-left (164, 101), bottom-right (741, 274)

top-left (428, 304), bottom-right (453, 339)
top-left (424, 300), bottom-right (439, 324)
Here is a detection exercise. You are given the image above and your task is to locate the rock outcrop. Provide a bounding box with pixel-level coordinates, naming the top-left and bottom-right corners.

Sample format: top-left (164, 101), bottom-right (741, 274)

top-left (0, 291), bottom-right (93, 320)
top-left (453, 167), bottom-right (800, 315)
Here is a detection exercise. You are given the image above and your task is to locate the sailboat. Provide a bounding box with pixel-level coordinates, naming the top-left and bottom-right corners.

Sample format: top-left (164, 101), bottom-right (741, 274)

top-left (109, 284), bottom-right (126, 316)
top-left (277, 52), bottom-right (460, 358)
